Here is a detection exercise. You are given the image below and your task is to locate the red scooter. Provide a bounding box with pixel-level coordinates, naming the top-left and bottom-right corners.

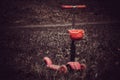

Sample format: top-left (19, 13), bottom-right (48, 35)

top-left (43, 4), bottom-right (86, 73)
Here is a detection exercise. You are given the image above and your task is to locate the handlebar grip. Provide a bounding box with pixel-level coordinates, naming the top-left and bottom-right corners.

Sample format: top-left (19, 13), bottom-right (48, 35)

top-left (61, 5), bottom-right (74, 9)
top-left (76, 5), bottom-right (86, 8)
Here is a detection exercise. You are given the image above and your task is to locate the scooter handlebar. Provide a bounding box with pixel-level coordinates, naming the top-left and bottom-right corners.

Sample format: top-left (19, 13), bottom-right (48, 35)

top-left (61, 5), bottom-right (86, 9)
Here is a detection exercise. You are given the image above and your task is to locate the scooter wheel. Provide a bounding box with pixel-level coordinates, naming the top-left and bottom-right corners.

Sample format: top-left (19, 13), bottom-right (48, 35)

top-left (67, 62), bottom-right (81, 70)
top-left (59, 65), bottom-right (67, 73)
top-left (81, 63), bottom-right (87, 70)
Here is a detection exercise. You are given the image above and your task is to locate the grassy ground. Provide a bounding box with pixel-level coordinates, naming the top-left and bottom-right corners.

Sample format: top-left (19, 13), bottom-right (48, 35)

top-left (1, 0), bottom-right (119, 26)
top-left (0, 0), bottom-right (120, 80)
top-left (0, 24), bottom-right (120, 80)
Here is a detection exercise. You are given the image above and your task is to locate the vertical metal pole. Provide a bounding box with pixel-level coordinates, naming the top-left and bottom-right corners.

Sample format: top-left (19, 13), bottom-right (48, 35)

top-left (70, 40), bottom-right (76, 61)
top-left (70, 9), bottom-right (76, 61)
top-left (72, 10), bottom-right (75, 28)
